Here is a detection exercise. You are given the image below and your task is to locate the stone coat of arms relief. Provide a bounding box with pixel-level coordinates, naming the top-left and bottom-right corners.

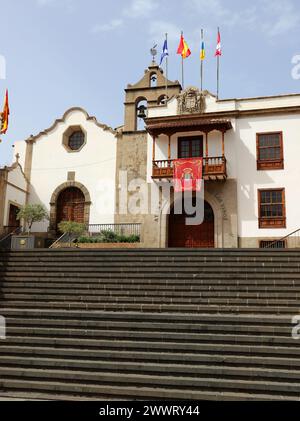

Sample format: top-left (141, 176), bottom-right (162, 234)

top-left (177, 87), bottom-right (207, 115)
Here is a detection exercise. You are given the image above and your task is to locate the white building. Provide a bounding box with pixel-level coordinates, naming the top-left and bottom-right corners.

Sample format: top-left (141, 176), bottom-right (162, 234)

top-left (1, 62), bottom-right (300, 249)
top-left (3, 107), bottom-right (117, 237)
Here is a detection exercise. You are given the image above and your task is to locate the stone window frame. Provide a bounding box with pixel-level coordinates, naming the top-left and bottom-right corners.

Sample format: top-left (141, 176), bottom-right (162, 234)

top-left (49, 181), bottom-right (91, 232)
top-left (62, 125), bottom-right (87, 153)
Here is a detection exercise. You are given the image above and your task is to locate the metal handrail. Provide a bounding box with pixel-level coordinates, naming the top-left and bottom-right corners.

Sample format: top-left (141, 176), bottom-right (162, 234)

top-left (0, 227), bottom-right (22, 249)
top-left (49, 232), bottom-right (76, 249)
top-left (264, 228), bottom-right (300, 249)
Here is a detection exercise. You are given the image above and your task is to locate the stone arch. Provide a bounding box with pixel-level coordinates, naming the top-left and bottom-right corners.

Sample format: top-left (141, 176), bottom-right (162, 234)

top-left (159, 190), bottom-right (225, 248)
top-left (135, 97), bottom-right (148, 131)
top-left (49, 181), bottom-right (92, 232)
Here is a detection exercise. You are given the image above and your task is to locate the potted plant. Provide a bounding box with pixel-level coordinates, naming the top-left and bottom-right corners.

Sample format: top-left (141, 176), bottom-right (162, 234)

top-left (57, 221), bottom-right (86, 247)
top-left (11, 204), bottom-right (49, 249)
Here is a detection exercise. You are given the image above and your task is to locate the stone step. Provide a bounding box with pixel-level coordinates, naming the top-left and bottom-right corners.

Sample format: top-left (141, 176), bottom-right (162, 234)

top-left (3, 326), bottom-right (296, 346)
top-left (1, 309), bottom-right (291, 324)
top-left (2, 266), bottom-right (300, 274)
top-left (3, 281), bottom-right (300, 293)
top-left (2, 261), bottom-right (300, 269)
top-left (2, 248), bottom-right (300, 254)
top-left (2, 287), bottom-right (299, 300)
top-left (0, 366), bottom-right (299, 396)
top-left (1, 355), bottom-right (300, 383)
top-left (4, 317), bottom-right (293, 335)
top-left (3, 273), bottom-right (300, 281)
top-left (2, 292), bottom-right (300, 306)
top-left (1, 248), bottom-right (300, 400)
top-left (0, 345), bottom-right (298, 369)
top-left (1, 300), bottom-right (298, 313)
top-left (0, 378), bottom-right (295, 401)
top-left (1, 335), bottom-right (300, 357)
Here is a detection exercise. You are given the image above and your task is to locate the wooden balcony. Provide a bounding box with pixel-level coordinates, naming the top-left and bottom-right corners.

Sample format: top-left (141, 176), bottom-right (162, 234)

top-left (152, 157), bottom-right (227, 181)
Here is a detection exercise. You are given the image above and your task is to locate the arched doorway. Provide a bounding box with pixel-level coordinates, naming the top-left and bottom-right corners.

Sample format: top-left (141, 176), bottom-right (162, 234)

top-left (56, 187), bottom-right (85, 229)
top-left (168, 200), bottom-right (215, 248)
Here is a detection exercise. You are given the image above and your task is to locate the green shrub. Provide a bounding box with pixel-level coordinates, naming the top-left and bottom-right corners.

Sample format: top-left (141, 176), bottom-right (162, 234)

top-left (58, 221), bottom-right (86, 246)
top-left (77, 232), bottom-right (140, 244)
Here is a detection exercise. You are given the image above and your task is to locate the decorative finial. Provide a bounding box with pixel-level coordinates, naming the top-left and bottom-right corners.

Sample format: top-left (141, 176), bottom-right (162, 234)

top-left (150, 44), bottom-right (157, 63)
top-left (15, 153), bottom-right (20, 163)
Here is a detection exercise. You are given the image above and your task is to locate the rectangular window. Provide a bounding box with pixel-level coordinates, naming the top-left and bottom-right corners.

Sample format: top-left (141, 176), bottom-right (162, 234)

top-left (178, 136), bottom-right (203, 159)
top-left (257, 132), bottom-right (284, 170)
top-left (258, 189), bottom-right (286, 229)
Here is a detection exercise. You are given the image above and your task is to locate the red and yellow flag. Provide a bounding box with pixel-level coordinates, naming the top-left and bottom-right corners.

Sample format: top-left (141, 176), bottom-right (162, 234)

top-left (177, 34), bottom-right (191, 59)
top-left (0, 90), bottom-right (9, 135)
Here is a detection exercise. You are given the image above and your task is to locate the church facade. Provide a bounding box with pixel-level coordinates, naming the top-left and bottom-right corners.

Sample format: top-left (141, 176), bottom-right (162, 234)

top-left (1, 61), bottom-right (300, 249)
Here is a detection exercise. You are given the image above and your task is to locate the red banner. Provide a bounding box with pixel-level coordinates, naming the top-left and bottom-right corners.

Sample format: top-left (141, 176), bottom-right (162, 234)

top-left (173, 158), bottom-right (203, 192)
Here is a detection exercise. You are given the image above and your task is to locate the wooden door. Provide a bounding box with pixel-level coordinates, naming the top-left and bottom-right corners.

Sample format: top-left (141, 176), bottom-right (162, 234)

top-left (8, 204), bottom-right (20, 229)
top-left (168, 201), bottom-right (215, 248)
top-left (56, 187), bottom-right (85, 229)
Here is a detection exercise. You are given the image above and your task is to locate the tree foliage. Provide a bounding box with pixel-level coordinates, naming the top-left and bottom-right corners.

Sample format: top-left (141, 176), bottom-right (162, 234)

top-left (58, 221), bottom-right (86, 246)
top-left (17, 204), bottom-right (49, 234)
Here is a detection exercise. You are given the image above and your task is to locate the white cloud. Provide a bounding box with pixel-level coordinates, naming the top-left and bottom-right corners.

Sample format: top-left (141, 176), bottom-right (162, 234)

top-left (91, 19), bottom-right (123, 33)
top-left (189, 0), bottom-right (300, 37)
top-left (124, 0), bottom-right (158, 18)
top-left (189, 0), bottom-right (257, 28)
top-left (91, 0), bottom-right (159, 35)
top-left (261, 0), bottom-right (300, 36)
top-left (149, 21), bottom-right (181, 43)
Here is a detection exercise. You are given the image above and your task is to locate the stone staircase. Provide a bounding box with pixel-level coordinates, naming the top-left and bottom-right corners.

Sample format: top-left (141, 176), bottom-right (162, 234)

top-left (0, 249), bottom-right (300, 400)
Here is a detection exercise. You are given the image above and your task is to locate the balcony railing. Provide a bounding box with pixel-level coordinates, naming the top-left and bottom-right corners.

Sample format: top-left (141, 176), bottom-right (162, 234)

top-left (152, 157), bottom-right (227, 181)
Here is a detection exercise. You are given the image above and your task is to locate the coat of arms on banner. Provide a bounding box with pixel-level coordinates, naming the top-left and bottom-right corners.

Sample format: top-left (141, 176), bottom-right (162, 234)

top-left (173, 158), bottom-right (203, 192)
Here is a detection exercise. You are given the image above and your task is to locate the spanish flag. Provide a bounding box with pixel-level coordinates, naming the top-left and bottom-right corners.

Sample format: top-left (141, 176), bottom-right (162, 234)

top-left (0, 90), bottom-right (9, 135)
top-left (177, 33), bottom-right (191, 59)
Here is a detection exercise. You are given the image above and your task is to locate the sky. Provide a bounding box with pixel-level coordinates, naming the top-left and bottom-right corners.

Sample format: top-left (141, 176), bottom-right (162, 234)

top-left (1, 0), bottom-right (300, 166)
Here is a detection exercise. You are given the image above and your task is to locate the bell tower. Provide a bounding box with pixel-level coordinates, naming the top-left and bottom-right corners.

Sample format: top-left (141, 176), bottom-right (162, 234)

top-left (115, 58), bottom-right (181, 247)
top-left (123, 61), bottom-right (181, 132)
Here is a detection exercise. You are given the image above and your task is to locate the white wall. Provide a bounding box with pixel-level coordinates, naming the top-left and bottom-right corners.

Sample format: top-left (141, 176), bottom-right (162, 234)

top-left (147, 91), bottom-right (300, 240)
top-left (15, 108), bottom-right (117, 233)
top-left (236, 114), bottom-right (300, 238)
top-left (4, 165), bottom-right (27, 226)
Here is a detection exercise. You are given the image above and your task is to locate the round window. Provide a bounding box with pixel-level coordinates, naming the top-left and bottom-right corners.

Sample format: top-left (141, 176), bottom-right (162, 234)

top-left (68, 131), bottom-right (85, 151)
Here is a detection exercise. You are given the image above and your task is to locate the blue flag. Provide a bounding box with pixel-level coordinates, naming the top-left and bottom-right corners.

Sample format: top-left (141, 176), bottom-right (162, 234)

top-left (160, 39), bottom-right (169, 66)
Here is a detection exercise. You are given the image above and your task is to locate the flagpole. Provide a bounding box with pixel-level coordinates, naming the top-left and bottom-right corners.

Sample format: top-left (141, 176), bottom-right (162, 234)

top-left (181, 31), bottom-right (184, 89)
top-left (165, 33), bottom-right (168, 101)
top-left (217, 55), bottom-right (220, 99)
top-left (200, 29), bottom-right (204, 92)
top-left (182, 56), bottom-right (184, 89)
top-left (216, 27), bottom-right (220, 99)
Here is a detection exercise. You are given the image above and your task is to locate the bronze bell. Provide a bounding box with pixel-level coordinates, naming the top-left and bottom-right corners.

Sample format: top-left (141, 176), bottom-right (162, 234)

top-left (137, 104), bottom-right (147, 120)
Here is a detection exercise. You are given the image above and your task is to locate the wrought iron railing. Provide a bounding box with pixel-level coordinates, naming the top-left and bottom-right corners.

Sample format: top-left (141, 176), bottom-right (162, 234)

top-left (87, 223), bottom-right (141, 237)
top-left (49, 223), bottom-right (142, 248)
top-left (262, 228), bottom-right (300, 249)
